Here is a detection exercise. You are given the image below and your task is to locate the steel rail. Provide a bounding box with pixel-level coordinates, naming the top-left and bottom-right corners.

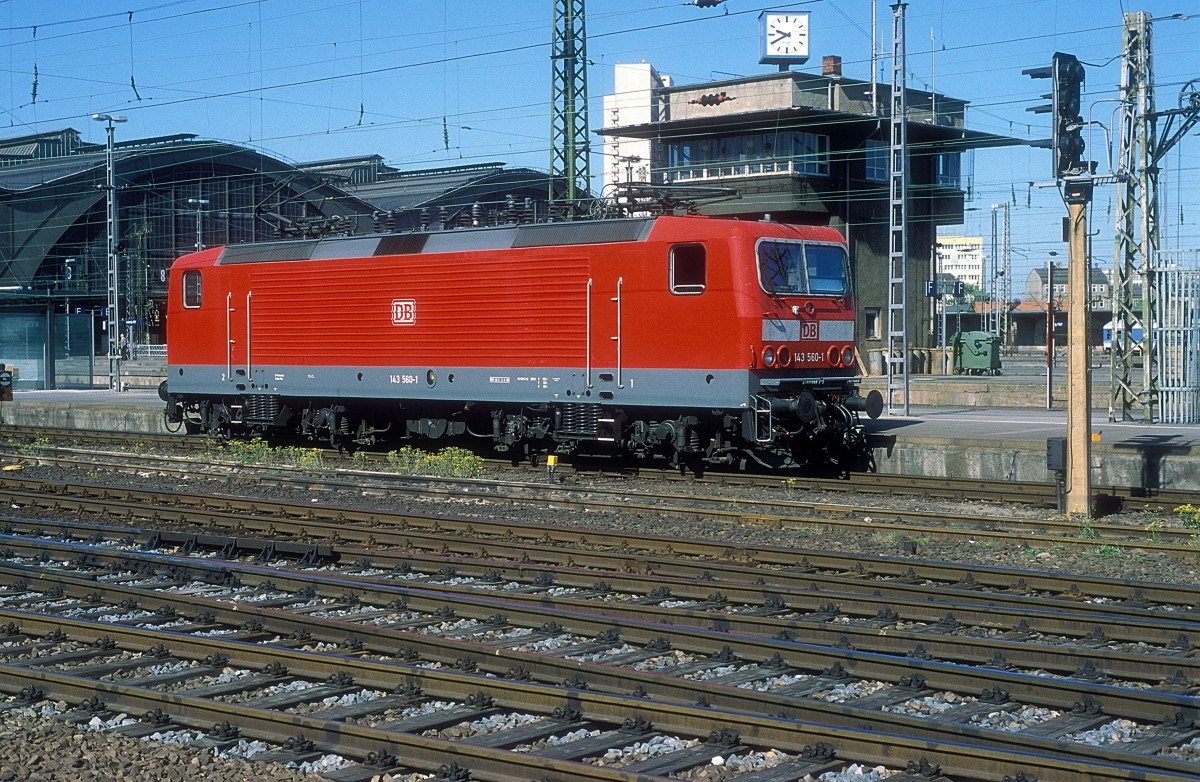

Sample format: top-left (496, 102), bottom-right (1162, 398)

top-left (8, 446), bottom-right (1199, 549)
top-left (2, 461), bottom-right (1200, 570)
top-left (0, 536), bottom-right (1196, 743)
top-left (3, 477), bottom-right (1199, 610)
top-left (3, 614), bottom-right (1184, 782)
top-left (1, 424), bottom-right (1193, 512)
top-left (1, 564), bottom-right (1198, 782)
top-left (4, 514), bottom-right (1200, 673)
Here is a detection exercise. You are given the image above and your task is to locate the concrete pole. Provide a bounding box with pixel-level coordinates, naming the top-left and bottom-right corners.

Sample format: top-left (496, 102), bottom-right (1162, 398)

top-left (1065, 179), bottom-right (1093, 515)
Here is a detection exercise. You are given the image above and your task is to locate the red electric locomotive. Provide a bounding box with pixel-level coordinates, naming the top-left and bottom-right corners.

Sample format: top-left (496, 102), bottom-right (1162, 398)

top-left (161, 215), bottom-right (882, 469)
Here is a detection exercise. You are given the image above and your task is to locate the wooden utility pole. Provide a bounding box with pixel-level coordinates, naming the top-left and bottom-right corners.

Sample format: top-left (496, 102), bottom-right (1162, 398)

top-left (1064, 177), bottom-right (1093, 515)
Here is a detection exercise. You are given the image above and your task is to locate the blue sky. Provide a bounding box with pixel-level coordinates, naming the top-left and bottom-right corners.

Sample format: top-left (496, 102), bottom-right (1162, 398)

top-left (3, 0), bottom-right (1197, 278)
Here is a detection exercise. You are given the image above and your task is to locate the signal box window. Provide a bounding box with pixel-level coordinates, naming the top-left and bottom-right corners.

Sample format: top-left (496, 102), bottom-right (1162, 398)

top-left (670, 244), bottom-right (706, 294)
top-left (865, 139), bottom-right (888, 182)
top-left (865, 308), bottom-right (881, 340)
top-left (182, 270), bottom-right (202, 308)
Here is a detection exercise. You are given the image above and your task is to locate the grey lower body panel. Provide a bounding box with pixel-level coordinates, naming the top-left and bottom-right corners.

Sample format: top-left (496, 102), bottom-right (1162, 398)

top-left (167, 363), bottom-right (766, 410)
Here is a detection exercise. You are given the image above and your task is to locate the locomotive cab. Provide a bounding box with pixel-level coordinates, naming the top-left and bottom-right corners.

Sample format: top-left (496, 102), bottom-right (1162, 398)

top-left (742, 233), bottom-right (881, 468)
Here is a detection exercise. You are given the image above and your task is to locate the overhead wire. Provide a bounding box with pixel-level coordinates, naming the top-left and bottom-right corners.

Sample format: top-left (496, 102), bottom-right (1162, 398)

top-left (0, 0), bottom-right (1193, 256)
top-left (128, 11), bottom-right (142, 101)
top-left (0, 4), bottom-right (1115, 155)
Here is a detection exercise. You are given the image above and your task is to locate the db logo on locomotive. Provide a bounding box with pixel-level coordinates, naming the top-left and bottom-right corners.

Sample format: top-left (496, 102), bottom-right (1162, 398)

top-left (391, 299), bottom-right (416, 325)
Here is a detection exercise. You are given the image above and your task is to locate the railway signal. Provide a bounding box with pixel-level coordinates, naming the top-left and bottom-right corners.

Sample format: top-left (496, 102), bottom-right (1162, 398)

top-left (1052, 53), bottom-right (1086, 177)
top-left (1024, 52), bottom-right (1087, 178)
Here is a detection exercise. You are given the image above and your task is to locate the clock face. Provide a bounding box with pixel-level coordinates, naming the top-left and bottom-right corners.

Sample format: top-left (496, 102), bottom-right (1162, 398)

top-left (761, 11), bottom-right (810, 64)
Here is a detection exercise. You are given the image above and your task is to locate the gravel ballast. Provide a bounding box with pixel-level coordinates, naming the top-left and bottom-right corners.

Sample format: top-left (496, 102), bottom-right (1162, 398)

top-left (1, 458), bottom-right (1196, 780)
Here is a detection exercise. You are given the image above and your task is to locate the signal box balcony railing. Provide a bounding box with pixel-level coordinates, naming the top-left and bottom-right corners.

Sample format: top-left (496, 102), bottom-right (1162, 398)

top-left (665, 158), bottom-right (828, 183)
top-left (663, 161), bottom-right (964, 194)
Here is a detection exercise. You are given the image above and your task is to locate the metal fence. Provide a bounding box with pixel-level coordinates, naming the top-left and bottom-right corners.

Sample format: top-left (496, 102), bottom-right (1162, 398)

top-left (1153, 250), bottom-right (1200, 424)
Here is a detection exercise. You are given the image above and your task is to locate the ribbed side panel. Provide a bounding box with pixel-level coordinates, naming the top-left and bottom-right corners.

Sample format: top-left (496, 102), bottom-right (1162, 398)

top-left (245, 255), bottom-right (589, 367)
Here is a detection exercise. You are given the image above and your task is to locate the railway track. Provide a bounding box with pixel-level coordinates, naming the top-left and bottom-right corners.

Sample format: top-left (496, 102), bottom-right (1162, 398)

top-left (0, 475), bottom-right (1197, 777)
top-left (4, 444), bottom-right (1199, 555)
top-left (2, 527), bottom-right (1200, 777)
top-left (0, 571), bottom-right (1160, 781)
top-left (1, 424), bottom-right (1193, 512)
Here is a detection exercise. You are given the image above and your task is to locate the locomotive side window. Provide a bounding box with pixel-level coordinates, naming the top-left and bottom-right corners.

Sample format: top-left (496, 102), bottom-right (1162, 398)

top-left (182, 270), bottom-right (202, 308)
top-left (757, 241), bottom-right (847, 296)
top-left (670, 244), bottom-right (707, 294)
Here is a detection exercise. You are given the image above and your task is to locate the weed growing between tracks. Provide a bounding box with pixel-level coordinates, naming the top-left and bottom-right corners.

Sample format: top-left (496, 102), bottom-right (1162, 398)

top-left (1145, 518), bottom-right (1165, 542)
top-left (1168, 505), bottom-right (1200, 546)
top-left (16, 436), bottom-right (52, 455)
top-left (383, 446), bottom-right (485, 478)
top-left (1174, 503), bottom-right (1200, 529)
top-left (203, 438), bottom-right (485, 478)
top-left (201, 437), bottom-right (326, 468)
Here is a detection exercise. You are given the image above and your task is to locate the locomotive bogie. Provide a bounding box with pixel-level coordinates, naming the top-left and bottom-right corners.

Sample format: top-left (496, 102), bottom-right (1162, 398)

top-left (163, 215), bottom-right (879, 469)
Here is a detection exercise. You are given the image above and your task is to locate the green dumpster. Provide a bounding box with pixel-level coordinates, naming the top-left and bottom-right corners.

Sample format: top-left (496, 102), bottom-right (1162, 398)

top-left (951, 331), bottom-right (1001, 376)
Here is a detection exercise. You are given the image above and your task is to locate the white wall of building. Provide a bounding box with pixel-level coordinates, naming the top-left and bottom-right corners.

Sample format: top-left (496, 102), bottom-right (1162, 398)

top-left (936, 235), bottom-right (984, 289)
top-left (601, 62), bottom-right (670, 195)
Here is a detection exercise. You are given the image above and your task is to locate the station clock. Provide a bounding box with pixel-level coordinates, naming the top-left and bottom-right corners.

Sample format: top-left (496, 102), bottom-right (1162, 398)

top-left (759, 11), bottom-right (810, 67)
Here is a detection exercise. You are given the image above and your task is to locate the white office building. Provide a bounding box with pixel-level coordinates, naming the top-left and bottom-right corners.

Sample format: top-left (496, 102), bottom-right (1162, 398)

top-left (936, 235), bottom-right (984, 289)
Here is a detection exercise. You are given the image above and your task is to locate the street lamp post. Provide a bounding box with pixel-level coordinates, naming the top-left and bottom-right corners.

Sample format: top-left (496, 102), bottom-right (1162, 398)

top-left (92, 113), bottom-right (127, 392)
top-left (187, 198), bottom-right (209, 251)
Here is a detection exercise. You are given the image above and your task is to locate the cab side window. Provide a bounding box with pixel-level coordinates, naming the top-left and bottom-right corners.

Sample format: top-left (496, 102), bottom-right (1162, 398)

top-left (182, 270), bottom-right (202, 308)
top-left (670, 244), bottom-right (706, 294)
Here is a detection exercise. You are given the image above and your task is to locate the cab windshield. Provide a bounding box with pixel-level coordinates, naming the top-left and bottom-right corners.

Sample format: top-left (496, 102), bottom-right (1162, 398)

top-left (757, 240), bottom-right (848, 296)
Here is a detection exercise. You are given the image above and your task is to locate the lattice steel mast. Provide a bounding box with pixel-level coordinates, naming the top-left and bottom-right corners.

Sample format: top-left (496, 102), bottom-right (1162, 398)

top-left (885, 2), bottom-right (910, 415)
top-left (990, 202), bottom-right (1011, 345)
top-left (1110, 12), bottom-right (1200, 422)
top-left (549, 0), bottom-right (591, 215)
top-left (1110, 11), bottom-right (1157, 422)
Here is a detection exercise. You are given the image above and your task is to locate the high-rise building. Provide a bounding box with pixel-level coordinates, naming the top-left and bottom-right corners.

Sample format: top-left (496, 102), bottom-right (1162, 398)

top-left (936, 235), bottom-right (984, 290)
